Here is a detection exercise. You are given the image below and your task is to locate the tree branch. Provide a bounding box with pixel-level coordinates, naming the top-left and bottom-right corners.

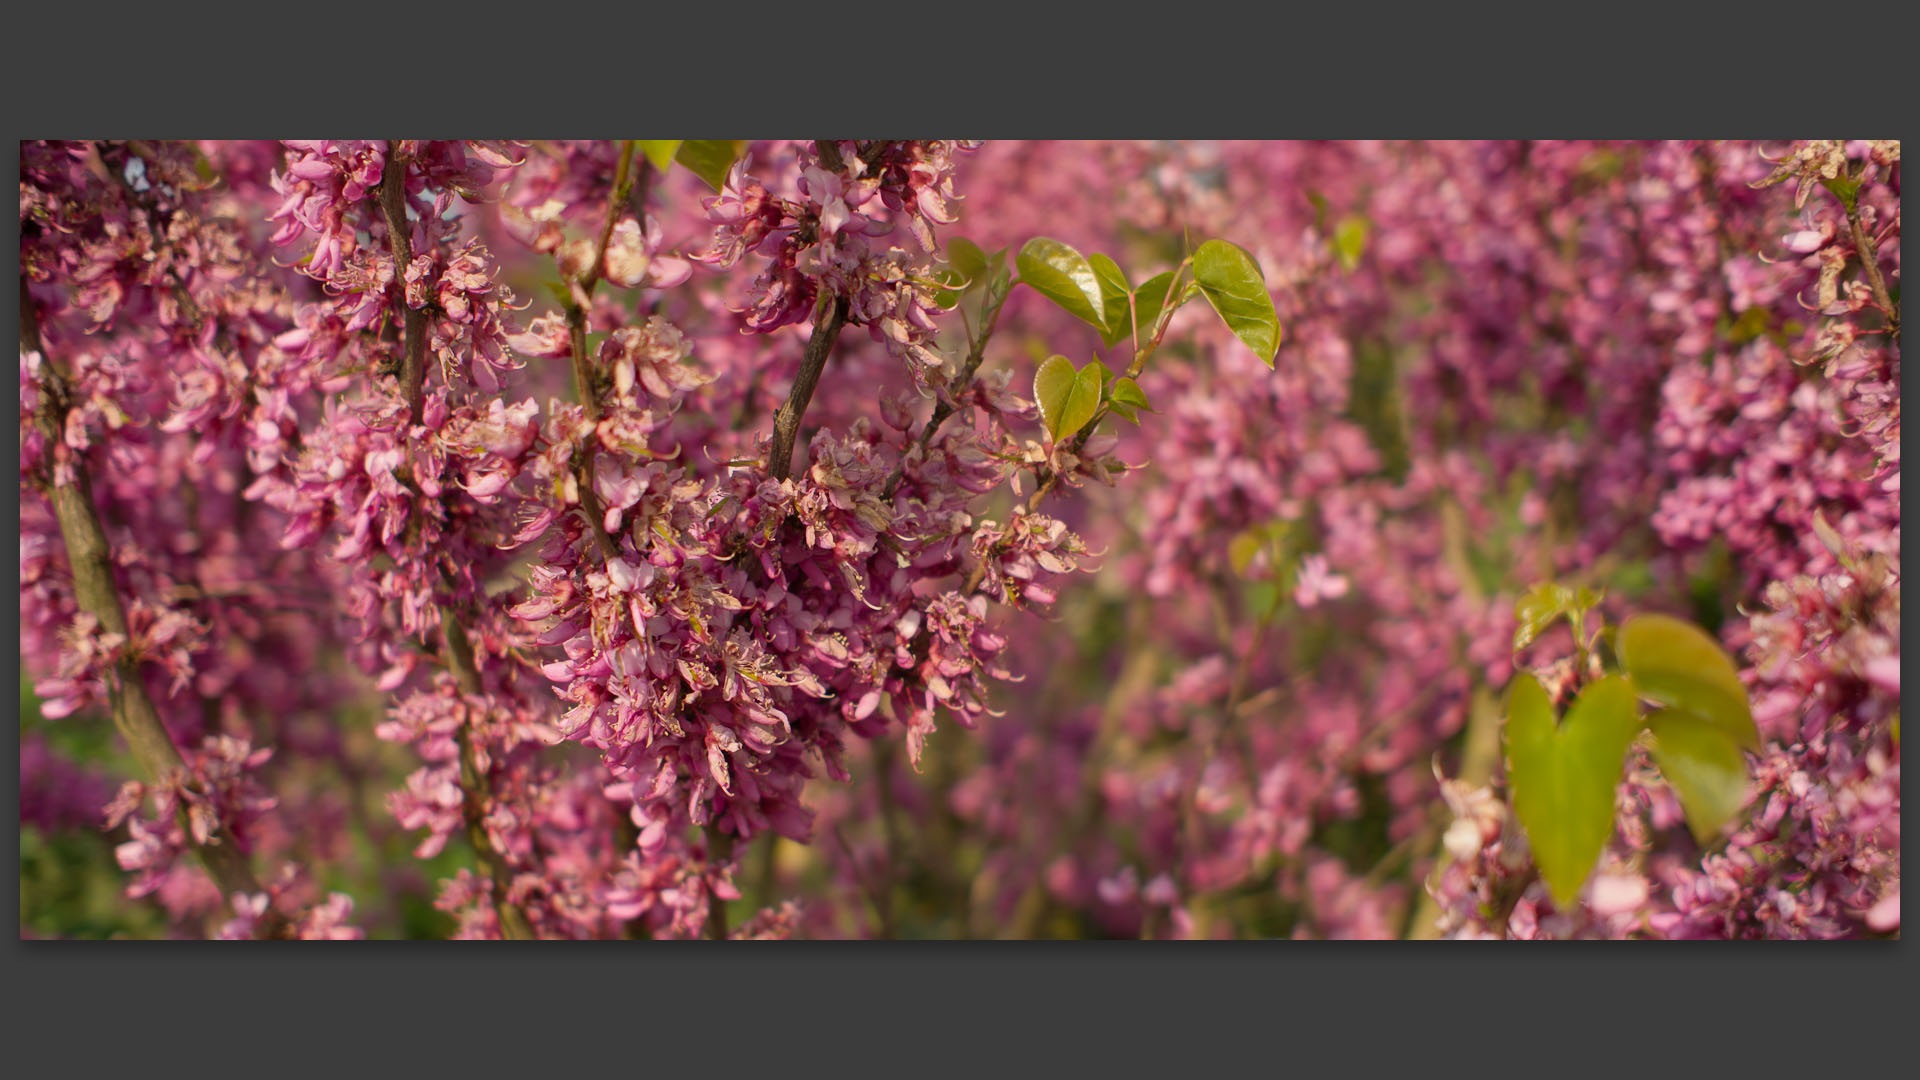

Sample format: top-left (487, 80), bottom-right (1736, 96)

top-left (23, 283), bottom-right (288, 938)
top-left (767, 295), bottom-right (851, 480)
top-left (378, 147), bottom-right (535, 939)
top-left (378, 145), bottom-right (431, 426)
top-left (1847, 199), bottom-right (1899, 341)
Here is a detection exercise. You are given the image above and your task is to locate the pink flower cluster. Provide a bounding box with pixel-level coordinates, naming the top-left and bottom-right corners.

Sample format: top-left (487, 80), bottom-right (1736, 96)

top-left (19, 139), bottom-right (1897, 940)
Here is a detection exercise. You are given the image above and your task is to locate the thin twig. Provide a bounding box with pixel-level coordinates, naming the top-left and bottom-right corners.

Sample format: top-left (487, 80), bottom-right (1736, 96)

top-left (377, 146), bottom-right (431, 426)
top-left (562, 142), bottom-right (639, 561)
top-left (378, 145), bottom-right (535, 939)
top-left (1846, 196), bottom-right (1899, 341)
top-left (767, 294), bottom-right (850, 480)
top-left (882, 276), bottom-right (1012, 499)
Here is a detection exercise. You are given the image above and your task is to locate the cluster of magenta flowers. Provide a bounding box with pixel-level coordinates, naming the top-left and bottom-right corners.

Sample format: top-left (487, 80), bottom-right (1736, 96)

top-left (19, 139), bottom-right (1898, 940)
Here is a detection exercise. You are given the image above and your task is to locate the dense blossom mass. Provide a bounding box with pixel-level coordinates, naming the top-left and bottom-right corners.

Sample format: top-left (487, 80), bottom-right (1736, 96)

top-left (18, 139), bottom-right (1898, 939)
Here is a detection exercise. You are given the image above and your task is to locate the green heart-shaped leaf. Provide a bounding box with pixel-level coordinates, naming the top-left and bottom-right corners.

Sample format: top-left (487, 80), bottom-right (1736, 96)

top-left (1506, 674), bottom-right (1640, 908)
top-left (1645, 708), bottom-right (1751, 845)
top-left (1033, 355), bottom-right (1101, 442)
top-left (1087, 253), bottom-right (1133, 348)
top-left (1017, 238), bottom-right (1108, 336)
top-left (1191, 239), bottom-right (1281, 365)
top-left (674, 140), bottom-right (749, 192)
top-left (636, 141), bottom-right (683, 174)
top-left (1617, 613), bottom-right (1758, 751)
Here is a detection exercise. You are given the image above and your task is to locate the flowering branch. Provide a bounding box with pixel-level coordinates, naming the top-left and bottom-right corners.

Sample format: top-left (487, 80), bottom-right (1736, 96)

top-left (377, 149), bottom-right (432, 427)
top-left (883, 275), bottom-right (1013, 499)
top-left (21, 286), bottom-right (287, 938)
top-left (378, 145), bottom-right (534, 940)
top-left (1846, 201), bottom-right (1899, 340)
top-left (767, 293), bottom-right (851, 480)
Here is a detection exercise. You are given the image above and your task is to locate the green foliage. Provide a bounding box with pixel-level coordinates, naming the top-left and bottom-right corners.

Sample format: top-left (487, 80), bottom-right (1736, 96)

top-left (1345, 341), bottom-right (1410, 482)
top-left (1015, 237), bottom-right (1213, 355)
top-left (1644, 709), bottom-right (1750, 845)
top-left (1033, 355), bottom-right (1101, 442)
top-left (673, 140), bottom-right (749, 192)
top-left (947, 236), bottom-right (992, 285)
top-left (1087, 253), bottom-right (1134, 348)
top-left (1190, 239), bottom-right (1281, 365)
top-left (636, 140), bottom-right (682, 173)
top-left (1504, 674), bottom-right (1640, 907)
top-left (1016, 238), bottom-right (1109, 335)
top-left (1617, 613), bottom-right (1759, 750)
top-left (1500, 595), bottom-right (1759, 906)
top-left (21, 826), bottom-right (169, 939)
top-left (1106, 376), bottom-right (1153, 424)
top-left (1820, 173), bottom-right (1860, 213)
top-left (1333, 215), bottom-right (1370, 272)
top-left (1512, 582), bottom-right (1603, 652)
top-left (1130, 269), bottom-right (1180, 343)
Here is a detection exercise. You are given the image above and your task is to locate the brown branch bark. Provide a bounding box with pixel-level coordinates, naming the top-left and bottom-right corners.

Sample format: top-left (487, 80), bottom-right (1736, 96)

top-left (767, 295), bottom-right (850, 481)
top-left (23, 282), bottom-right (288, 938)
top-left (377, 145), bottom-right (534, 939)
top-left (377, 146), bottom-right (432, 427)
top-left (1847, 200), bottom-right (1899, 341)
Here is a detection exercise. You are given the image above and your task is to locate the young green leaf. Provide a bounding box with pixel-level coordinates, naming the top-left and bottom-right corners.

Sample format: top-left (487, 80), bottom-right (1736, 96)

top-left (1065, 363), bottom-right (1104, 440)
top-left (1087, 253), bottom-right (1133, 348)
top-left (1513, 583), bottom-right (1575, 651)
top-left (948, 236), bottom-right (990, 287)
top-left (1017, 238), bottom-right (1109, 335)
top-left (636, 141), bottom-right (683, 174)
top-left (1110, 377), bottom-right (1153, 412)
top-left (930, 267), bottom-right (968, 310)
top-left (1645, 709), bottom-right (1751, 845)
top-left (674, 140), bottom-right (748, 192)
top-left (1131, 269), bottom-right (1181, 344)
top-left (1333, 215), bottom-right (1371, 272)
top-left (1033, 356), bottom-right (1100, 442)
top-left (1617, 613), bottom-right (1759, 751)
top-left (1506, 674), bottom-right (1640, 908)
top-left (1191, 239), bottom-right (1282, 365)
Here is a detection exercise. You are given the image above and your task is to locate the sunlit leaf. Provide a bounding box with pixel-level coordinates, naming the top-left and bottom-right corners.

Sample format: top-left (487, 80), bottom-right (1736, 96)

top-left (930, 268), bottom-right (968, 310)
top-left (1088, 253), bottom-right (1133, 348)
top-left (1036, 353), bottom-right (1082, 438)
top-left (1111, 377), bottom-right (1153, 412)
top-left (1064, 362), bottom-right (1103, 441)
top-left (1191, 239), bottom-right (1281, 365)
top-left (1506, 674), bottom-right (1640, 908)
top-left (1131, 269), bottom-right (1180, 344)
top-left (637, 141), bottom-right (682, 174)
top-left (1645, 709), bottom-right (1751, 845)
top-left (948, 236), bottom-right (990, 286)
top-left (1618, 613), bottom-right (1758, 751)
top-left (674, 140), bottom-right (748, 192)
top-left (1017, 238), bottom-right (1109, 335)
top-left (1514, 583), bottom-right (1575, 652)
